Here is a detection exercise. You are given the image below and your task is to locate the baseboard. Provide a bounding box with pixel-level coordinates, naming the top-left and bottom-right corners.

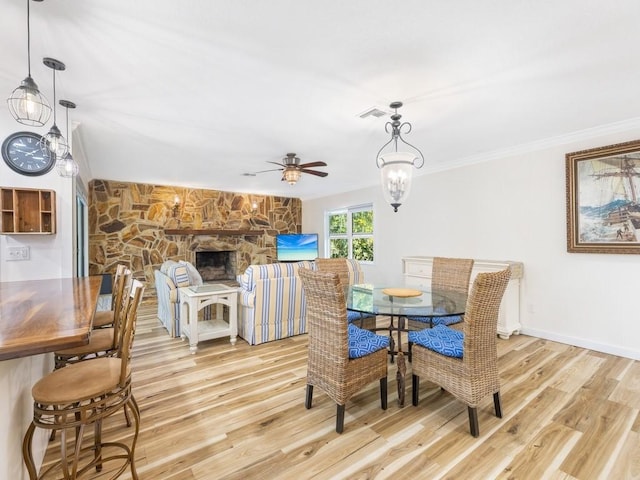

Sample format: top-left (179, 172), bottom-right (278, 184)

top-left (520, 327), bottom-right (640, 361)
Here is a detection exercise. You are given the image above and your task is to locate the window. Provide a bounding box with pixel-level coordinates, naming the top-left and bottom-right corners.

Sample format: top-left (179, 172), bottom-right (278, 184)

top-left (326, 204), bottom-right (374, 262)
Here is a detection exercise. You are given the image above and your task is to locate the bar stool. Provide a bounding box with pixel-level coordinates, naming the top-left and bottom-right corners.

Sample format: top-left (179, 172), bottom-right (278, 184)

top-left (23, 280), bottom-right (144, 480)
top-left (54, 268), bottom-right (132, 369)
top-left (50, 269), bottom-right (133, 442)
top-left (93, 264), bottom-right (128, 329)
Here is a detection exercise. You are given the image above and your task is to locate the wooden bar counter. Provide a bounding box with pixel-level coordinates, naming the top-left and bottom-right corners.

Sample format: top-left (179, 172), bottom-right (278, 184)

top-left (0, 276), bottom-right (101, 361)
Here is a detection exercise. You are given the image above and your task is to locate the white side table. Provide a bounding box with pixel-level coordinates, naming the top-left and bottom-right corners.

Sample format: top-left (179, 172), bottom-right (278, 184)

top-left (178, 284), bottom-right (238, 354)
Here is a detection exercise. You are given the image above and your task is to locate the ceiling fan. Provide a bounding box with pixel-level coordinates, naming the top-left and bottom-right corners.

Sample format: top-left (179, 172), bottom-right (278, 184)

top-left (245, 153), bottom-right (328, 185)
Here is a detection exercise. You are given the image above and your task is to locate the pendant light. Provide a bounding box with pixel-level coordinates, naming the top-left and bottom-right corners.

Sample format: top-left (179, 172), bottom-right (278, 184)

top-left (6, 0), bottom-right (51, 126)
top-left (56, 99), bottom-right (79, 177)
top-left (375, 101), bottom-right (425, 212)
top-left (40, 57), bottom-right (69, 159)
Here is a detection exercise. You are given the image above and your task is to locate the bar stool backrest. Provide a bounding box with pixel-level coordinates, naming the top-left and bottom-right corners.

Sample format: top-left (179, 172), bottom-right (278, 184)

top-left (111, 264), bottom-right (127, 310)
top-left (112, 268), bottom-right (133, 349)
top-left (117, 279), bottom-right (144, 387)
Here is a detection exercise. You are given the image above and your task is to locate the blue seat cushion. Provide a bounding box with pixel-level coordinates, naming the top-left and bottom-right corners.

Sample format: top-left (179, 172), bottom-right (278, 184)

top-left (347, 310), bottom-right (375, 324)
top-left (408, 324), bottom-right (464, 358)
top-left (407, 303), bottom-right (463, 327)
top-left (347, 323), bottom-right (389, 359)
top-left (432, 315), bottom-right (463, 327)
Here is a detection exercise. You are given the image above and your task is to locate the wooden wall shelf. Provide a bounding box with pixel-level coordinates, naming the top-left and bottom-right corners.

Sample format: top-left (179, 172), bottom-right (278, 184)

top-left (164, 229), bottom-right (264, 236)
top-left (0, 187), bottom-right (56, 234)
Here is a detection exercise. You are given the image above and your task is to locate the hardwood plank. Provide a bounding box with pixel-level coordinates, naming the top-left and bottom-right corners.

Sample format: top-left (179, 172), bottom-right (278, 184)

top-left (633, 411), bottom-right (640, 433)
top-left (608, 429), bottom-right (640, 480)
top-left (559, 399), bottom-right (636, 478)
top-left (609, 360), bottom-right (640, 408)
top-left (496, 421), bottom-right (580, 479)
top-left (553, 355), bottom-right (624, 432)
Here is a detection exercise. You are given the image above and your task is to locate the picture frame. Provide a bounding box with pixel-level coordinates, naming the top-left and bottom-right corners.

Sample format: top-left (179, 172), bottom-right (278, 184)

top-left (566, 139), bottom-right (640, 254)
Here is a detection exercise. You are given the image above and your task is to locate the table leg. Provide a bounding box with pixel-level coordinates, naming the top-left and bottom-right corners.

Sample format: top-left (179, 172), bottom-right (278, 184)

top-left (229, 301), bottom-right (238, 345)
top-left (397, 316), bottom-right (405, 355)
top-left (189, 298), bottom-right (198, 354)
top-left (396, 352), bottom-right (406, 408)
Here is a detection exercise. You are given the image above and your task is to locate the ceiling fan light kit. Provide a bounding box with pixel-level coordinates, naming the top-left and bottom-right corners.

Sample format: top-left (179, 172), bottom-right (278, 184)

top-left (283, 168), bottom-right (301, 185)
top-left (7, 0), bottom-right (52, 127)
top-left (376, 101), bottom-right (424, 212)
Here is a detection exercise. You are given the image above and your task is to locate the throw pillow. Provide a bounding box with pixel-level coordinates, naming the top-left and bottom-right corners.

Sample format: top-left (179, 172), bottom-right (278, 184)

top-left (179, 260), bottom-right (203, 286)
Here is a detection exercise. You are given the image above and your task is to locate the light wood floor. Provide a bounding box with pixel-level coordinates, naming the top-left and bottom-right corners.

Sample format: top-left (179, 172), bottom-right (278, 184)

top-left (41, 302), bottom-right (640, 480)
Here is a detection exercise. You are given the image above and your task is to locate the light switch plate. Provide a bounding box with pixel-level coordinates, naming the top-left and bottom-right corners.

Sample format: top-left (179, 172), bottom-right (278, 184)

top-left (7, 246), bottom-right (30, 261)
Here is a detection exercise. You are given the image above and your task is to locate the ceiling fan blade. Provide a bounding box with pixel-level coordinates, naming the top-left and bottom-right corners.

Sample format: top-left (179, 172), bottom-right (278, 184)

top-left (298, 161), bottom-right (327, 168)
top-left (253, 167), bottom-right (283, 174)
top-left (267, 161), bottom-right (286, 168)
top-left (301, 169), bottom-right (329, 177)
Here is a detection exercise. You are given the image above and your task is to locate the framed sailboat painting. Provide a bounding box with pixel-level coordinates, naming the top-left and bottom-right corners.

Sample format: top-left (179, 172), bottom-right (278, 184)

top-left (566, 139), bottom-right (640, 254)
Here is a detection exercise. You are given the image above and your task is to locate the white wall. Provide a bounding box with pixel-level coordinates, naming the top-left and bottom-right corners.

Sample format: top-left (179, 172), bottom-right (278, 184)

top-left (0, 115), bottom-right (77, 479)
top-left (303, 126), bottom-right (640, 361)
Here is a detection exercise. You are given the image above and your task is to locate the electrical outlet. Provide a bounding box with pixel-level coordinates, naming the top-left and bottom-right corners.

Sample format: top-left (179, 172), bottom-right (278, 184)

top-left (7, 246), bottom-right (30, 261)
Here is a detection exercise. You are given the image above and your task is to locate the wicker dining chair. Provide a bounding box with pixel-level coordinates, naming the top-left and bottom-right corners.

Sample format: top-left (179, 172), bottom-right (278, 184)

top-left (93, 264), bottom-right (129, 329)
top-left (315, 257), bottom-right (376, 330)
top-left (54, 268), bottom-right (133, 369)
top-left (23, 279), bottom-right (145, 479)
top-left (409, 267), bottom-right (511, 437)
top-left (408, 257), bottom-right (474, 328)
top-left (299, 268), bottom-right (389, 434)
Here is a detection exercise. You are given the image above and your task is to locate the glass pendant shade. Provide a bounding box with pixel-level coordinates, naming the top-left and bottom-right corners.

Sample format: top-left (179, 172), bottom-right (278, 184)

top-left (7, 76), bottom-right (51, 126)
top-left (41, 123), bottom-right (69, 158)
top-left (378, 152), bottom-right (416, 212)
top-left (284, 169), bottom-right (301, 185)
top-left (56, 153), bottom-right (79, 177)
top-left (7, 0), bottom-right (51, 126)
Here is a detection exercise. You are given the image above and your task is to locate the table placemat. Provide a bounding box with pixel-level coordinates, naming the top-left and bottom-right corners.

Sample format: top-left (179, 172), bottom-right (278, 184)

top-left (382, 288), bottom-right (422, 298)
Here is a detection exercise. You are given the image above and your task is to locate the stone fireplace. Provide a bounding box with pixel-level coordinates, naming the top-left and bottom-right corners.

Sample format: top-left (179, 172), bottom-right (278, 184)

top-left (195, 250), bottom-right (237, 282)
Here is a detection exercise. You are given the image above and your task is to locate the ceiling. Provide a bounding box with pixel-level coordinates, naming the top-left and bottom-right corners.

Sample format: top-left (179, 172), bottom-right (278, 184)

top-left (2, 0), bottom-right (640, 200)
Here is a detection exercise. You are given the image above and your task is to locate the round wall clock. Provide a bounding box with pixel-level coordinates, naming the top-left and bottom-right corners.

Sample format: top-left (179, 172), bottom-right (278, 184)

top-left (2, 131), bottom-right (55, 176)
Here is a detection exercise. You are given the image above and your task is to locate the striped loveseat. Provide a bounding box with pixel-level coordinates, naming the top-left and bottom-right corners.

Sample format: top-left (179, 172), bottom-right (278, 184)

top-left (237, 259), bottom-right (366, 345)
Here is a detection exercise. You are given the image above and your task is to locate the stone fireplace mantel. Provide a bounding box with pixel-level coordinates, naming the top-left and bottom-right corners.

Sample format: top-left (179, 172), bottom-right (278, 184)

top-left (164, 229), bottom-right (264, 235)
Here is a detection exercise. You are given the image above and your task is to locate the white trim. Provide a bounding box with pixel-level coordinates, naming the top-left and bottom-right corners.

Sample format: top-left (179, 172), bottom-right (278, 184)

top-left (520, 327), bottom-right (640, 361)
top-left (418, 116), bottom-right (640, 176)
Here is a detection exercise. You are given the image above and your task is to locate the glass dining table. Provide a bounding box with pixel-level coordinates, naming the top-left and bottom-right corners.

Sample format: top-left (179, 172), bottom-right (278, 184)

top-left (346, 284), bottom-right (467, 406)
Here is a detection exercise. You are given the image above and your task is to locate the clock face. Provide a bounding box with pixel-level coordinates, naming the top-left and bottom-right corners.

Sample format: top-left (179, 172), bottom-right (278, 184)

top-left (2, 131), bottom-right (55, 176)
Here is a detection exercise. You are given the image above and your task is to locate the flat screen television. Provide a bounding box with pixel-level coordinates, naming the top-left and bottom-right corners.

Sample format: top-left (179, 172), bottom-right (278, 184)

top-left (276, 233), bottom-right (319, 262)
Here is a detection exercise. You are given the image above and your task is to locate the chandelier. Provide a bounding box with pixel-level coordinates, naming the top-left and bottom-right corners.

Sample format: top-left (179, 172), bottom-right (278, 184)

top-left (376, 101), bottom-right (424, 212)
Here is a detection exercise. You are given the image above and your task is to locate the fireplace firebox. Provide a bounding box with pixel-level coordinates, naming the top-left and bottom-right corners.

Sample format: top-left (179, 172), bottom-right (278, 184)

top-left (195, 250), bottom-right (237, 282)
